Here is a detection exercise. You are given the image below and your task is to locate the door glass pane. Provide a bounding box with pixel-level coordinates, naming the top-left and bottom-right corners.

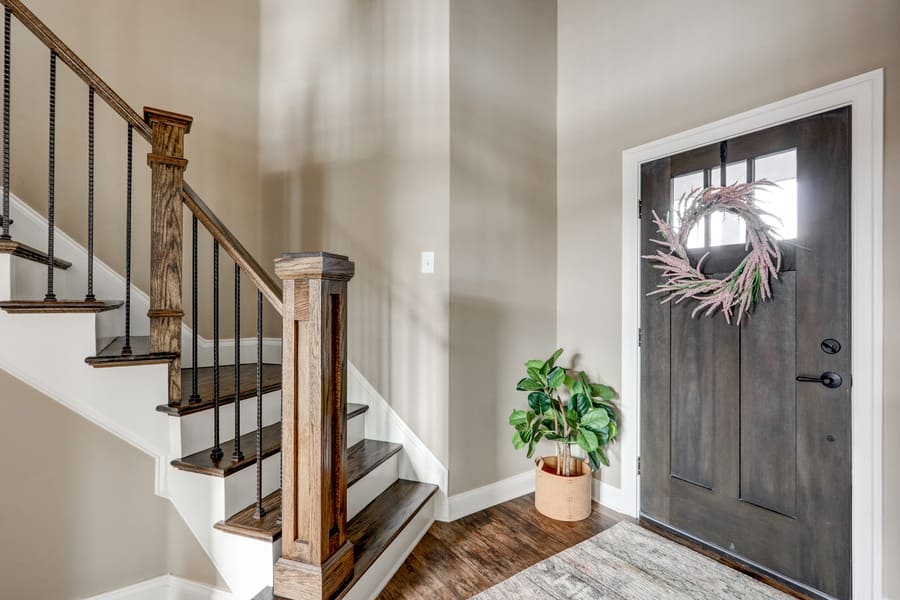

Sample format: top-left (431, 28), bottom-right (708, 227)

top-left (753, 149), bottom-right (798, 240)
top-left (709, 160), bottom-right (748, 246)
top-left (671, 170), bottom-right (705, 249)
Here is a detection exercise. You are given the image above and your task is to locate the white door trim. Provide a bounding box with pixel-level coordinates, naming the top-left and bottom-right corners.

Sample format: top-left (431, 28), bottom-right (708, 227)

top-left (619, 69), bottom-right (884, 599)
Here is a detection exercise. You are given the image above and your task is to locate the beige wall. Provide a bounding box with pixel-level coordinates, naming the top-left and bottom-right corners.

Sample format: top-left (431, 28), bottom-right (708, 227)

top-left (9, 0), bottom-right (262, 336)
top-left (0, 369), bottom-right (223, 598)
top-left (448, 0), bottom-right (557, 494)
top-left (557, 0), bottom-right (900, 594)
top-left (258, 0), bottom-right (451, 463)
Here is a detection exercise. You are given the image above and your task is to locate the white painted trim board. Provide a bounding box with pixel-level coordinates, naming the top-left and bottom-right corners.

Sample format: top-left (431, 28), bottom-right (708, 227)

top-left (619, 69), bottom-right (884, 600)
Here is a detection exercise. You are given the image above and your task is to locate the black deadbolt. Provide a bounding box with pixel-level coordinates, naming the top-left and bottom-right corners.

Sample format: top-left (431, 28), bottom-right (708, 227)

top-left (821, 338), bottom-right (841, 354)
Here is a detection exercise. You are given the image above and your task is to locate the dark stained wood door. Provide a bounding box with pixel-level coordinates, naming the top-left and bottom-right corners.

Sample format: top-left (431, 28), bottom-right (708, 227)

top-left (640, 108), bottom-right (851, 599)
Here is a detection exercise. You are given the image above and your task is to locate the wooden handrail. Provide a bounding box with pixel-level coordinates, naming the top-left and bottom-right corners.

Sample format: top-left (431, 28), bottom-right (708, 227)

top-left (0, 0), bottom-right (283, 316)
top-left (182, 183), bottom-right (282, 313)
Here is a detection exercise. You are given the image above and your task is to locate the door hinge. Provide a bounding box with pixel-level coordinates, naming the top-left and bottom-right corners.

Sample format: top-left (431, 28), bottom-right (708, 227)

top-left (638, 328), bottom-right (642, 347)
top-left (637, 456), bottom-right (642, 476)
top-left (638, 198), bottom-right (643, 219)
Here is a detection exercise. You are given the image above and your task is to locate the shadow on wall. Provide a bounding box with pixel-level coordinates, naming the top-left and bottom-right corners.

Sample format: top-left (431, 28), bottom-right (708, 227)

top-left (258, 0), bottom-right (450, 460)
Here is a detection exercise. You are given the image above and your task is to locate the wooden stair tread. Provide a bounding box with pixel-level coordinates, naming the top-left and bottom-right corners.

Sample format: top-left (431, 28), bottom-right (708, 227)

top-left (250, 480), bottom-right (437, 599)
top-left (86, 336), bottom-right (177, 367)
top-left (217, 439), bottom-right (404, 542)
top-left (171, 417), bottom-right (381, 479)
top-left (0, 299), bottom-right (122, 313)
top-left (171, 422), bottom-right (281, 477)
top-left (347, 439), bottom-right (403, 487)
top-left (0, 239), bottom-right (72, 269)
top-left (157, 363), bottom-right (282, 416)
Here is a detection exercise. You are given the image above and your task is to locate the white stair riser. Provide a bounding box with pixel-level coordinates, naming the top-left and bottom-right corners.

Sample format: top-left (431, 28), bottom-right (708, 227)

top-left (219, 449), bottom-right (399, 522)
top-left (176, 396), bottom-right (367, 458)
top-left (224, 453), bottom-right (283, 517)
top-left (178, 390), bottom-right (282, 457)
top-left (348, 454), bottom-right (399, 520)
top-left (347, 411), bottom-right (365, 448)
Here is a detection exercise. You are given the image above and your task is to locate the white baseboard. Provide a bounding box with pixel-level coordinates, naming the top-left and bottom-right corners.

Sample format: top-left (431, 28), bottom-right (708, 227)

top-left (445, 470), bottom-right (534, 522)
top-left (441, 469), bottom-right (627, 522)
top-left (592, 478), bottom-right (629, 515)
top-left (83, 575), bottom-right (232, 600)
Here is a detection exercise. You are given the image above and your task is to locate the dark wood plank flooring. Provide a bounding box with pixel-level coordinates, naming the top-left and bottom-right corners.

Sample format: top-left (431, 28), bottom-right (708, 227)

top-left (379, 493), bottom-right (626, 599)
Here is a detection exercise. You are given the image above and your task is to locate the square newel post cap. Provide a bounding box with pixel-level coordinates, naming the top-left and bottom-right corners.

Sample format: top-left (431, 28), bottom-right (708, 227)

top-left (275, 252), bottom-right (355, 281)
top-left (143, 106), bottom-right (193, 133)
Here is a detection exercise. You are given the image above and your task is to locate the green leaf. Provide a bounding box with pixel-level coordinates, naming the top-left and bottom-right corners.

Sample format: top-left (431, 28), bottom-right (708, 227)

top-left (526, 430), bottom-right (543, 459)
top-left (597, 446), bottom-right (611, 466)
top-left (606, 420), bottom-right (618, 442)
top-left (577, 428), bottom-right (599, 452)
top-left (547, 367), bottom-right (566, 389)
top-left (509, 409), bottom-right (529, 427)
top-left (528, 392), bottom-right (552, 414)
top-left (547, 348), bottom-right (564, 368)
top-left (590, 383), bottom-right (616, 400)
top-left (525, 359), bottom-right (545, 371)
top-left (512, 430), bottom-right (525, 450)
top-left (527, 366), bottom-right (545, 385)
top-left (582, 407), bottom-right (610, 430)
top-left (564, 373), bottom-right (577, 388)
top-left (587, 450), bottom-right (603, 471)
top-left (545, 432), bottom-right (565, 441)
top-left (565, 409), bottom-right (579, 430)
top-left (571, 393), bottom-right (591, 416)
top-left (516, 377), bottom-right (543, 392)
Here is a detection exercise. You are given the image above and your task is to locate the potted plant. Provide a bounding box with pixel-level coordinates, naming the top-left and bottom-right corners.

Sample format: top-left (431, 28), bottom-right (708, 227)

top-left (509, 348), bottom-right (618, 521)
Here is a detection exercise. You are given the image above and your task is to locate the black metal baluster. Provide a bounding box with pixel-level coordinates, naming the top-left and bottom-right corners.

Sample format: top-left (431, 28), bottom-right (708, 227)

top-left (232, 264), bottom-right (243, 462)
top-left (122, 124), bottom-right (133, 355)
top-left (43, 49), bottom-right (56, 302)
top-left (189, 215), bottom-right (200, 403)
top-left (253, 290), bottom-right (265, 519)
top-left (1, 8), bottom-right (11, 241)
top-left (210, 241), bottom-right (223, 462)
top-left (84, 87), bottom-right (95, 301)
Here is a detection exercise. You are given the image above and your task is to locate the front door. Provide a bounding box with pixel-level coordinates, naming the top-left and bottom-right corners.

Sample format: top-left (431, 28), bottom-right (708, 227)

top-left (640, 107), bottom-right (851, 599)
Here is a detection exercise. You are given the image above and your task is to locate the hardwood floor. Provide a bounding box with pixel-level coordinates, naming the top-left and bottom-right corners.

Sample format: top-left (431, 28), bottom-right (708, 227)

top-left (379, 493), bottom-right (627, 599)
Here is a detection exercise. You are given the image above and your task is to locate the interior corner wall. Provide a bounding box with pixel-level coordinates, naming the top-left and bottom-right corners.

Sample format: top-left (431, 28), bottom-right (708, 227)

top-left (258, 0), bottom-right (451, 465)
top-left (8, 0), bottom-right (263, 338)
top-left (448, 0), bottom-right (557, 495)
top-left (0, 369), bottom-right (224, 598)
top-left (556, 0), bottom-right (900, 594)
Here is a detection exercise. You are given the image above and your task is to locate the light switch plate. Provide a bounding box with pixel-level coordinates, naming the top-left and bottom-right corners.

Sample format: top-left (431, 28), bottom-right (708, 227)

top-left (421, 251), bottom-right (435, 274)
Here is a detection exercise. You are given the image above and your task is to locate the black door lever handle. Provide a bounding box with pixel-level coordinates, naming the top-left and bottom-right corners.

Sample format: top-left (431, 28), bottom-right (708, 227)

top-left (796, 371), bottom-right (843, 389)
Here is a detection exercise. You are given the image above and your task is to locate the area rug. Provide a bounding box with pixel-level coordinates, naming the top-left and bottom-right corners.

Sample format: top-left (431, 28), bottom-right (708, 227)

top-left (471, 521), bottom-right (790, 599)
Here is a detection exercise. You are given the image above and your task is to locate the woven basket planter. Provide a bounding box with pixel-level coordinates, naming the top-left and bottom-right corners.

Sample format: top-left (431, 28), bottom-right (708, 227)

top-left (534, 456), bottom-right (592, 522)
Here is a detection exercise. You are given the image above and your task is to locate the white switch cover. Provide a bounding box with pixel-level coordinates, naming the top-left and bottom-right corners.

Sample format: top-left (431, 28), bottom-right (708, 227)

top-left (421, 251), bottom-right (435, 274)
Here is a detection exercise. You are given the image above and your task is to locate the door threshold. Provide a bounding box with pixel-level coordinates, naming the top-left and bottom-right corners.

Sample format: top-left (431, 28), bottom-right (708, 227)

top-left (639, 515), bottom-right (838, 600)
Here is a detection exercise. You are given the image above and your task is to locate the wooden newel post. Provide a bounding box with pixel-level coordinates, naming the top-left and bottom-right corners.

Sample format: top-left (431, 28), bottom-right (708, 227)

top-left (275, 252), bottom-right (356, 600)
top-left (144, 107), bottom-right (192, 406)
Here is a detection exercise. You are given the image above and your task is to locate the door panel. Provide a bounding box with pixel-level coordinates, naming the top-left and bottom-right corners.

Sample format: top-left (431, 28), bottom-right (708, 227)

top-left (640, 107), bottom-right (851, 599)
top-left (739, 272), bottom-right (798, 519)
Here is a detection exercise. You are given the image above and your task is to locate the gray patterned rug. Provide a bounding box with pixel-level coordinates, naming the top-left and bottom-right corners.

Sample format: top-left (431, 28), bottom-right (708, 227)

top-left (472, 521), bottom-right (790, 599)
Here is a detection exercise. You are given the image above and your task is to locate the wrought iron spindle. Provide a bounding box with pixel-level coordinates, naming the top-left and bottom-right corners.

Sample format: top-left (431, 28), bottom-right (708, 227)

top-left (44, 49), bottom-right (56, 302)
top-left (1, 8), bottom-right (11, 241)
top-left (210, 241), bottom-right (223, 462)
top-left (189, 215), bottom-right (200, 403)
top-left (232, 264), bottom-right (243, 462)
top-left (84, 87), bottom-right (95, 301)
top-left (253, 290), bottom-right (265, 519)
top-left (122, 124), bottom-right (133, 355)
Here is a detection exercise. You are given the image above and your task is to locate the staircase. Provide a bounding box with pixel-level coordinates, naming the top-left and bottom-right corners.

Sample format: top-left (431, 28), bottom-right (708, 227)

top-left (0, 1), bottom-right (438, 598)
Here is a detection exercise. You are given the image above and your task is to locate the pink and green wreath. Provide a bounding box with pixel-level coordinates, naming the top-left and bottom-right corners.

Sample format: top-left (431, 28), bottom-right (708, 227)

top-left (643, 181), bottom-right (784, 324)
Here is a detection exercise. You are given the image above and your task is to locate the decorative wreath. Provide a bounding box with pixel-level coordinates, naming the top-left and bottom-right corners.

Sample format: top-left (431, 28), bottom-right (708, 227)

top-left (643, 180), bottom-right (783, 324)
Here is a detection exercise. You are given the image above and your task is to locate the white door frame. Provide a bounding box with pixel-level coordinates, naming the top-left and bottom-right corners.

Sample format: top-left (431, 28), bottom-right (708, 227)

top-left (619, 69), bottom-right (884, 599)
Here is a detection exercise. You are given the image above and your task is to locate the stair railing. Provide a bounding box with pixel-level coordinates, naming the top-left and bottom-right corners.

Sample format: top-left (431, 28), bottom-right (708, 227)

top-left (0, 3), bottom-right (358, 585)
